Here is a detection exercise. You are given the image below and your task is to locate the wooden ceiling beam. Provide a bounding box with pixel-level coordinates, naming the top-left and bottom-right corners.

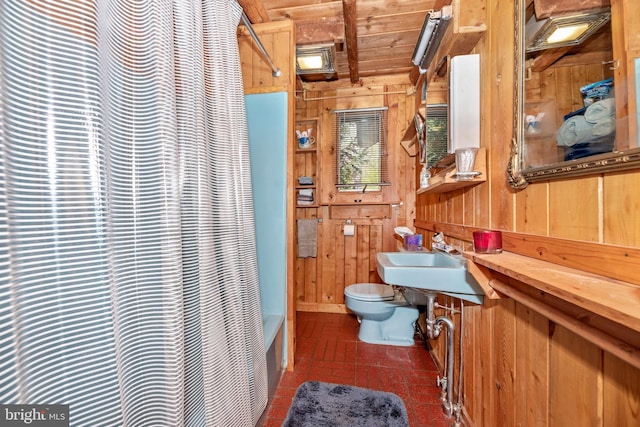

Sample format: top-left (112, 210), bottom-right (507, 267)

top-left (237, 0), bottom-right (271, 24)
top-left (530, 46), bottom-right (574, 72)
top-left (342, 0), bottom-right (359, 83)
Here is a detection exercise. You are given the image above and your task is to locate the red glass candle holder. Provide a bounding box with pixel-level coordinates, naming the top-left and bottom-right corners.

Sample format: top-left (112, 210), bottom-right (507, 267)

top-left (473, 230), bottom-right (502, 254)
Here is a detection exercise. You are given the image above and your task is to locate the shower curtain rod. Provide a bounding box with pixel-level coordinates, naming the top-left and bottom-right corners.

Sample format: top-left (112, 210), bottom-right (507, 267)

top-left (240, 12), bottom-right (282, 78)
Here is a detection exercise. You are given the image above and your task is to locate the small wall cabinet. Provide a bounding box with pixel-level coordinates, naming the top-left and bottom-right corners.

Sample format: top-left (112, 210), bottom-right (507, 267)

top-left (295, 118), bottom-right (320, 207)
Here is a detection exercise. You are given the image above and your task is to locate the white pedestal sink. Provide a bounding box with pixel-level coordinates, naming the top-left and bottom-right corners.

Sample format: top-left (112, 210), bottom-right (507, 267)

top-left (376, 251), bottom-right (484, 304)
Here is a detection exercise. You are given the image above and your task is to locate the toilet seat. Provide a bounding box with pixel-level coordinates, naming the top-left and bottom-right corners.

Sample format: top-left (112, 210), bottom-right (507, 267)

top-left (344, 283), bottom-right (395, 301)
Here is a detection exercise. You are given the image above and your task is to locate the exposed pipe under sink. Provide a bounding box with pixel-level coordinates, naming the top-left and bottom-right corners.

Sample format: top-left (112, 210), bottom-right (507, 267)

top-left (419, 291), bottom-right (465, 422)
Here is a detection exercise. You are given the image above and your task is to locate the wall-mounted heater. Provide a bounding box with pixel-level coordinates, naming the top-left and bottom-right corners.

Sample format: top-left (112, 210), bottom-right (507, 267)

top-left (412, 5), bottom-right (453, 74)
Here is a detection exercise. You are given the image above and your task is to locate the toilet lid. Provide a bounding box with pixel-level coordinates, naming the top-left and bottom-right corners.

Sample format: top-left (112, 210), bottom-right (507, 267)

top-left (344, 283), bottom-right (395, 301)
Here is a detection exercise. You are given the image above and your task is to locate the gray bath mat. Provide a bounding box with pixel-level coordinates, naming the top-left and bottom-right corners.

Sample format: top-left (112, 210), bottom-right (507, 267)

top-left (282, 381), bottom-right (409, 427)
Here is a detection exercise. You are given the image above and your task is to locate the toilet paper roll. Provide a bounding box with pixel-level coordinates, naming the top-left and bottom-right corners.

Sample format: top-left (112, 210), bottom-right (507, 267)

top-left (343, 224), bottom-right (355, 236)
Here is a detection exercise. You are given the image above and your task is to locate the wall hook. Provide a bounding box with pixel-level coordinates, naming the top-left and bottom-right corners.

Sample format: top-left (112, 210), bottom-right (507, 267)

top-left (602, 59), bottom-right (620, 70)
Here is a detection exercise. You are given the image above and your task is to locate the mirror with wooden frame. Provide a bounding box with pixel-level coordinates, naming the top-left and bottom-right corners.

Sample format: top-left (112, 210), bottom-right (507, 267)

top-left (509, 0), bottom-right (640, 189)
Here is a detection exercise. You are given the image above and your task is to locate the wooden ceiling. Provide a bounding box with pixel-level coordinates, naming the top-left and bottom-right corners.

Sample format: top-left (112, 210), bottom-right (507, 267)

top-left (238, 0), bottom-right (440, 83)
top-left (238, 0), bottom-right (612, 84)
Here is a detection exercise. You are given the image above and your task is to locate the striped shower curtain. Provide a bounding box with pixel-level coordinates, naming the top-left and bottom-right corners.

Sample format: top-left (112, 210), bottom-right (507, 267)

top-left (0, 0), bottom-right (267, 425)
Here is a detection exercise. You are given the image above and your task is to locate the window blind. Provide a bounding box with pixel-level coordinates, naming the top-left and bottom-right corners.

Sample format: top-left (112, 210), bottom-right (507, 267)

top-left (332, 107), bottom-right (390, 190)
top-left (425, 104), bottom-right (449, 167)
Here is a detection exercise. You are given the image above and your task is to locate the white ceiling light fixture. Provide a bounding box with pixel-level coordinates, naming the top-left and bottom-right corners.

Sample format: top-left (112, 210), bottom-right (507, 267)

top-left (296, 43), bottom-right (336, 75)
top-left (525, 8), bottom-right (611, 53)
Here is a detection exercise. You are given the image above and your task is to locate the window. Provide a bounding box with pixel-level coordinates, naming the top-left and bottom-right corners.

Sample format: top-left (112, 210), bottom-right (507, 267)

top-left (333, 107), bottom-right (389, 191)
top-left (424, 104), bottom-right (448, 167)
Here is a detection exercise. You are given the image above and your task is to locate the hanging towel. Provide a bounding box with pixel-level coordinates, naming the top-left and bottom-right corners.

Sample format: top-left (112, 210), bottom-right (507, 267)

top-left (297, 219), bottom-right (318, 258)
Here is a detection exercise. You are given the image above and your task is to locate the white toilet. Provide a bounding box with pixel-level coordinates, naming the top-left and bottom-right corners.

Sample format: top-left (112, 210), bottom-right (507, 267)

top-left (344, 283), bottom-right (419, 346)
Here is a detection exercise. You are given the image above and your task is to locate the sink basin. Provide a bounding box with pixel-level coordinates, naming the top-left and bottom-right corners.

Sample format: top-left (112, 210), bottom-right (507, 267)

top-left (376, 251), bottom-right (484, 304)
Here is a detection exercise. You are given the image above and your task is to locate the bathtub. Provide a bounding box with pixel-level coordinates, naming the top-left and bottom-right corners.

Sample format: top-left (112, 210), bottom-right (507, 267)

top-left (263, 313), bottom-right (284, 411)
top-left (263, 313), bottom-right (283, 350)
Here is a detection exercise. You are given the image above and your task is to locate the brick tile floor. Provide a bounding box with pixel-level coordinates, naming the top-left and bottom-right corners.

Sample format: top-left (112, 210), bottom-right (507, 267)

top-left (262, 311), bottom-right (451, 427)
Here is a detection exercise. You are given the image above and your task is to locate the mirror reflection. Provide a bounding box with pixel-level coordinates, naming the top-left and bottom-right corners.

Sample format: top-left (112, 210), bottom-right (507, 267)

top-left (512, 0), bottom-right (640, 187)
top-left (522, 2), bottom-right (614, 169)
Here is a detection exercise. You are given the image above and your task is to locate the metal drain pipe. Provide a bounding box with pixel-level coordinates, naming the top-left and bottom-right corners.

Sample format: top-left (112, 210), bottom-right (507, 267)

top-left (424, 292), bottom-right (455, 417)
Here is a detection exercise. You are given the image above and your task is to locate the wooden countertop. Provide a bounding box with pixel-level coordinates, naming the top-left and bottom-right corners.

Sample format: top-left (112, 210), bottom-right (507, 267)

top-left (463, 250), bottom-right (640, 334)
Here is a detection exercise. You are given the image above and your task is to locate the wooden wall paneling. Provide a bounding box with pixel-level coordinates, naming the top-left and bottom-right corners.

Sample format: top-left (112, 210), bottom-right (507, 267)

top-left (396, 85), bottom-right (414, 231)
top-left (603, 353), bottom-right (640, 425)
top-left (300, 212), bottom-right (318, 304)
top-left (356, 224), bottom-right (370, 283)
top-left (305, 251), bottom-right (318, 303)
top-left (493, 299), bottom-right (517, 425)
top-left (525, 69), bottom-right (543, 101)
top-left (368, 225), bottom-right (382, 282)
top-left (514, 304), bottom-right (549, 427)
top-left (239, 21), bottom-right (296, 91)
top-left (570, 65), bottom-right (589, 111)
top-left (273, 30), bottom-right (291, 85)
top-left (295, 211), bottom-right (305, 304)
top-left (486, 0), bottom-right (515, 232)
top-left (334, 221), bottom-right (346, 305)
top-left (251, 32), bottom-right (273, 88)
top-left (462, 188), bottom-right (476, 226)
top-left (480, 299), bottom-right (498, 427)
top-left (315, 213), bottom-right (324, 304)
top-left (319, 211), bottom-right (336, 304)
top-left (515, 182), bottom-right (549, 235)
top-left (450, 191), bottom-right (462, 225)
top-left (449, 189), bottom-right (465, 224)
top-left (425, 195), bottom-right (437, 226)
top-left (238, 34), bottom-right (254, 89)
top-left (295, 251), bottom-right (305, 303)
top-left (553, 67), bottom-right (575, 118)
top-left (306, 151), bottom-right (316, 182)
top-left (385, 85), bottom-right (401, 205)
top-left (548, 325), bottom-right (603, 426)
top-left (382, 215), bottom-right (399, 252)
top-left (603, 170), bottom-right (640, 246)
top-left (318, 219), bottom-right (331, 304)
top-left (461, 304), bottom-right (484, 424)
top-left (294, 152), bottom-right (307, 182)
top-left (319, 93), bottom-right (337, 205)
top-left (537, 68), bottom-right (562, 163)
top-left (497, 232), bottom-right (640, 286)
top-left (470, 35), bottom-right (491, 231)
top-left (585, 63), bottom-right (610, 88)
top-left (436, 192), bottom-right (451, 224)
top-left (548, 176), bottom-right (601, 241)
top-left (344, 222), bottom-right (358, 292)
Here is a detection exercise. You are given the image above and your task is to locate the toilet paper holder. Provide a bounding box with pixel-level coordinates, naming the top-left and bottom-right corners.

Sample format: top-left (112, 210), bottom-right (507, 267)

top-left (343, 219), bottom-right (355, 236)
